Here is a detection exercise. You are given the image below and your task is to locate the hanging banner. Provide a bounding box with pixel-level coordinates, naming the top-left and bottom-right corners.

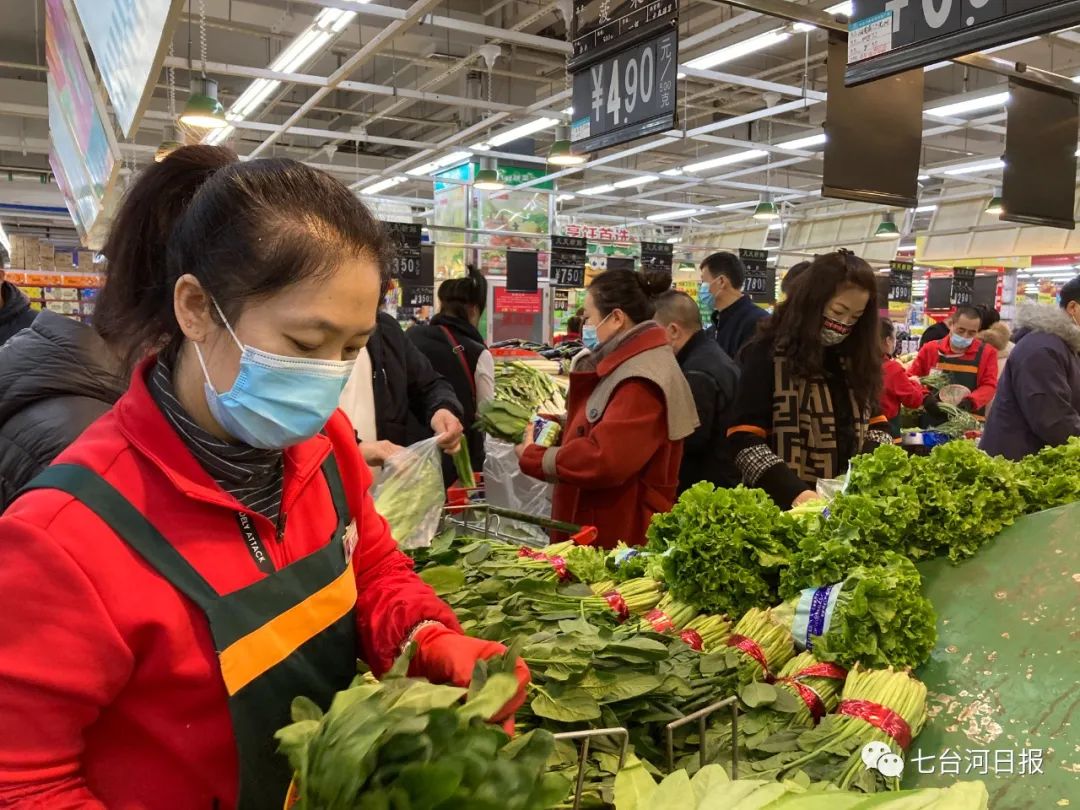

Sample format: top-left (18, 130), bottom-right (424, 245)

top-left (640, 241), bottom-right (674, 274)
top-left (550, 235), bottom-right (587, 288)
top-left (951, 267), bottom-right (977, 307)
top-left (846, 0), bottom-right (1080, 86)
top-left (740, 248), bottom-right (775, 305)
top-left (383, 221), bottom-right (423, 282)
top-left (563, 224), bottom-right (633, 242)
top-left (571, 27), bottom-right (679, 153)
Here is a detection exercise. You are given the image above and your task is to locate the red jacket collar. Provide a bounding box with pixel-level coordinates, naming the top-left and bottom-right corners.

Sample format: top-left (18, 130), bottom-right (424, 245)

top-left (937, 335), bottom-right (982, 359)
top-left (595, 322), bottom-right (671, 377)
top-left (116, 356), bottom-right (332, 509)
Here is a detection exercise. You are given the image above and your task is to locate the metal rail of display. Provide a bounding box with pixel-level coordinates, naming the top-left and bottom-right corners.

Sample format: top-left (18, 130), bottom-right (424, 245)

top-left (440, 497), bottom-right (598, 548)
top-left (552, 727), bottom-right (630, 810)
top-left (665, 695), bottom-right (741, 775)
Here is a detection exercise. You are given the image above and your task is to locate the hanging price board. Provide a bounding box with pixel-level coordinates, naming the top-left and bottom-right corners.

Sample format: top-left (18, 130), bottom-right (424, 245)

top-left (889, 260), bottom-right (914, 304)
top-left (569, 0), bottom-right (679, 71)
top-left (570, 28), bottom-right (679, 153)
top-left (383, 221), bottom-right (422, 282)
top-left (401, 285), bottom-right (434, 308)
top-left (550, 235), bottom-right (587, 288)
top-left (951, 267), bottom-right (977, 307)
top-left (740, 248), bottom-right (775, 305)
top-left (640, 241), bottom-right (674, 274)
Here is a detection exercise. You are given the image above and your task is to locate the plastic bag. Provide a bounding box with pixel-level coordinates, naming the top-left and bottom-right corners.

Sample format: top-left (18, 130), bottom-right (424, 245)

top-left (371, 437), bottom-right (445, 549)
top-left (482, 435), bottom-right (552, 544)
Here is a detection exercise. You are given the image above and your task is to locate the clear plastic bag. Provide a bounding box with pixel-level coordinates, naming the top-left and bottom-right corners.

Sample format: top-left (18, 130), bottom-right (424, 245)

top-left (482, 436), bottom-right (553, 544)
top-left (371, 437), bottom-right (445, 549)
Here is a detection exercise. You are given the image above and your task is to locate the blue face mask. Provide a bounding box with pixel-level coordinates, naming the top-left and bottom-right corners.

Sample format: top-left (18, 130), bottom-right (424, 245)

top-left (194, 302), bottom-right (354, 449)
top-left (950, 333), bottom-right (974, 351)
top-left (698, 281), bottom-right (716, 311)
top-left (581, 312), bottom-right (611, 351)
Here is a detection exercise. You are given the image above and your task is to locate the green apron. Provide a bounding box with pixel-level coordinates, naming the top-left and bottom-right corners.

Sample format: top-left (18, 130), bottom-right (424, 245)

top-left (20, 455), bottom-right (358, 810)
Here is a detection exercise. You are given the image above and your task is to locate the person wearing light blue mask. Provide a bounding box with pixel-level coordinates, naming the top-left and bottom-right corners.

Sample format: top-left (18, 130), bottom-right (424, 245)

top-left (0, 147), bottom-right (529, 809)
top-left (910, 304), bottom-right (998, 421)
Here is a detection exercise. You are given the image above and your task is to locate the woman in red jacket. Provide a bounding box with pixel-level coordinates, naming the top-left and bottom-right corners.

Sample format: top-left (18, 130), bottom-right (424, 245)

top-left (516, 269), bottom-right (699, 547)
top-left (880, 318), bottom-right (926, 436)
top-left (0, 146), bottom-right (526, 810)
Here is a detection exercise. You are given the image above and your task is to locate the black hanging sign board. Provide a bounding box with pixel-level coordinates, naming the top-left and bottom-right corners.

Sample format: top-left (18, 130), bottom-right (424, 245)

top-left (401, 285), bottom-right (434, 308)
top-left (640, 241), bottom-right (674, 274)
top-left (570, 0), bottom-right (679, 71)
top-left (950, 267), bottom-right (977, 307)
top-left (606, 256), bottom-right (636, 272)
top-left (507, 249), bottom-right (539, 293)
top-left (550, 235), bottom-right (587, 288)
top-left (739, 248), bottom-right (775, 305)
top-left (889, 260), bottom-right (914, 304)
top-left (384, 221), bottom-right (422, 282)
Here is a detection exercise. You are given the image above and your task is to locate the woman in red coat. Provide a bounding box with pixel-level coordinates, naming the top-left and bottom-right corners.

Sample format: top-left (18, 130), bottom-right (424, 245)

top-left (880, 318), bottom-right (926, 436)
top-left (517, 269), bottom-right (699, 548)
top-left (0, 147), bottom-right (526, 810)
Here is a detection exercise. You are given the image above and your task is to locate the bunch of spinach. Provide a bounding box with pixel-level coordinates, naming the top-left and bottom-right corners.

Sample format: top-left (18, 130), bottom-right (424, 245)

top-left (647, 484), bottom-right (792, 617)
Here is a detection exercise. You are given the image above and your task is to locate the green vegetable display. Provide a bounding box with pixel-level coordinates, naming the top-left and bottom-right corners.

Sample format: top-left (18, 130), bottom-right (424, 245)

top-left (495, 361), bottom-right (562, 412)
top-left (276, 651), bottom-right (568, 810)
top-left (1016, 436), bottom-right (1080, 513)
top-left (476, 398), bottom-right (535, 443)
top-left (647, 484), bottom-right (793, 617)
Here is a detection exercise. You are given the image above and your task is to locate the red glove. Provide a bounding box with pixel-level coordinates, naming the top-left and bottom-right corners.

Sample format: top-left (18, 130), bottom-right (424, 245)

top-left (410, 624), bottom-right (531, 734)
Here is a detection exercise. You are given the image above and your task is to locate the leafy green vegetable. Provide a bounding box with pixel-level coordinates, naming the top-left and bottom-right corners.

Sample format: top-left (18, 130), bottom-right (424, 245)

top-left (1015, 436), bottom-right (1080, 513)
top-left (452, 442), bottom-right (475, 489)
top-left (647, 484), bottom-right (792, 617)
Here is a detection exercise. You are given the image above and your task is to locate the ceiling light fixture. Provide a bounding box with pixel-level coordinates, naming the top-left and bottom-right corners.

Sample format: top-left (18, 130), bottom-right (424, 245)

top-left (406, 151), bottom-right (473, 177)
top-left (875, 212), bottom-right (900, 238)
top-left (577, 184), bottom-right (616, 195)
top-left (548, 125), bottom-right (587, 166)
top-left (925, 92), bottom-right (1010, 118)
top-left (155, 124), bottom-right (184, 162)
top-left (752, 194), bottom-right (780, 221)
top-left (181, 77), bottom-right (227, 129)
top-left (943, 158), bottom-right (1005, 175)
top-left (914, 204), bottom-right (937, 213)
top-left (647, 208), bottom-right (704, 222)
top-left (612, 175), bottom-right (658, 189)
top-left (684, 149), bottom-right (768, 173)
top-left (472, 117), bottom-right (560, 150)
top-left (826, 1), bottom-right (853, 14)
top-left (359, 176), bottom-right (408, 196)
top-left (556, 193), bottom-right (575, 202)
top-left (985, 188), bottom-right (1004, 216)
top-left (777, 133), bottom-right (826, 150)
top-left (473, 156), bottom-right (505, 191)
top-left (685, 29), bottom-right (791, 70)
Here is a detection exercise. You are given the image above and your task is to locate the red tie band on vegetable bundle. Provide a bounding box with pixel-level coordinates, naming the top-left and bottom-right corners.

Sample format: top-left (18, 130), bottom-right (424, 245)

top-left (836, 699), bottom-right (913, 750)
top-left (679, 629), bottom-right (704, 651)
top-left (516, 547), bottom-right (571, 582)
top-left (602, 590), bottom-right (630, 622)
top-left (727, 633), bottom-right (775, 682)
top-left (643, 608), bottom-right (675, 634)
top-left (776, 662), bottom-right (848, 722)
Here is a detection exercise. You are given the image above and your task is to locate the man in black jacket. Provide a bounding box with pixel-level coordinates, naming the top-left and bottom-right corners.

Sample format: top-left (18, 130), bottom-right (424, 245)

top-left (700, 251), bottom-right (768, 360)
top-left (0, 309), bottom-right (126, 508)
top-left (0, 249), bottom-right (36, 346)
top-left (655, 291), bottom-right (740, 492)
top-left (340, 309), bottom-right (464, 466)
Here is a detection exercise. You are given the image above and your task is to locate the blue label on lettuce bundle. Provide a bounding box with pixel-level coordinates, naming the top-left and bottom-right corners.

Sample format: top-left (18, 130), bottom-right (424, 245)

top-left (613, 547), bottom-right (641, 568)
top-left (792, 583), bottom-right (842, 651)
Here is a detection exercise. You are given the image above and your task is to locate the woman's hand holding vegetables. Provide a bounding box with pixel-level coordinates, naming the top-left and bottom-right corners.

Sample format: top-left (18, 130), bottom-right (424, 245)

top-left (410, 624), bottom-right (531, 734)
top-left (361, 440), bottom-right (404, 467)
top-left (431, 409), bottom-right (464, 453)
top-left (514, 424), bottom-right (535, 460)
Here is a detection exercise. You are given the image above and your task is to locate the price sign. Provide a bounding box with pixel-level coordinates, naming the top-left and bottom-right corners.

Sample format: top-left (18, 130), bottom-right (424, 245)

top-left (570, 0), bottom-right (679, 71)
top-left (889, 260), bottom-right (914, 304)
top-left (550, 235), bottom-right (587, 288)
top-left (847, 0), bottom-right (1080, 85)
top-left (950, 267), bottom-right (977, 307)
top-left (740, 248), bottom-right (775, 304)
top-left (402, 285), bottom-right (434, 308)
top-left (640, 240), bottom-right (673, 274)
top-left (383, 221), bottom-right (422, 282)
top-left (571, 29), bottom-right (679, 153)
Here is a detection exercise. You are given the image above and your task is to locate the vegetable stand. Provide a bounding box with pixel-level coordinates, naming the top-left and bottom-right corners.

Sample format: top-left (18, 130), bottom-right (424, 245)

top-left (906, 501), bottom-right (1080, 806)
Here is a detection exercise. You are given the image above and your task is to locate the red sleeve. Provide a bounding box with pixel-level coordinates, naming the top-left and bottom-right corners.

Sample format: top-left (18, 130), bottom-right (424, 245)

top-left (324, 412), bottom-right (460, 677)
top-left (885, 360), bottom-right (927, 409)
top-left (520, 380), bottom-right (667, 490)
top-left (0, 515), bottom-right (125, 808)
top-left (969, 346), bottom-right (999, 410)
top-left (908, 342), bottom-right (937, 378)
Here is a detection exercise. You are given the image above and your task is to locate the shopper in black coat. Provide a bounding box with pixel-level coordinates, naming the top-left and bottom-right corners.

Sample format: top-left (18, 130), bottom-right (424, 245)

top-left (340, 309), bottom-right (464, 466)
top-left (0, 309), bottom-right (126, 508)
top-left (0, 261), bottom-right (36, 346)
top-left (654, 290), bottom-right (740, 492)
top-left (699, 251), bottom-right (769, 360)
top-left (407, 265), bottom-right (494, 486)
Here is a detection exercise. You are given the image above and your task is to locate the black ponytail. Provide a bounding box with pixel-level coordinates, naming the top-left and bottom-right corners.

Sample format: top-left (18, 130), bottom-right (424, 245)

top-left (588, 267), bottom-right (671, 324)
top-left (438, 263), bottom-right (488, 320)
top-left (95, 145), bottom-right (391, 375)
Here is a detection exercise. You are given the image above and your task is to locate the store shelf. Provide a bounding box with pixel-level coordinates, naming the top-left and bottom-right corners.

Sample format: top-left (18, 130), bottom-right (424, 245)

top-left (907, 502), bottom-right (1079, 804)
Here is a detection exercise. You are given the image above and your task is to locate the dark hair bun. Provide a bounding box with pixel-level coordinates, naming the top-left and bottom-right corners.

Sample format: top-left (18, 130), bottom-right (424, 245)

top-left (639, 267), bottom-right (673, 299)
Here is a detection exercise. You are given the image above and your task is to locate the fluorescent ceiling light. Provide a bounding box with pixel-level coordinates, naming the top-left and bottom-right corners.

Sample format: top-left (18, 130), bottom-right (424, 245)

top-left (647, 208), bottom-right (704, 222)
top-left (676, 71), bottom-right (687, 79)
top-left (925, 36), bottom-right (1039, 71)
top-left (767, 222), bottom-right (784, 230)
top-left (914, 204), bottom-right (937, 212)
top-left (359, 176), bottom-right (407, 195)
top-left (777, 133), bottom-right (826, 150)
top-left (684, 149), bottom-right (768, 173)
top-left (898, 244), bottom-right (916, 251)
top-left (667, 237), bottom-right (681, 244)
top-left (925, 92), bottom-right (1009, 118)
top-left (793, 22), bottom-right (816, 33)
top-left (406, 151), bottom-right (473, 176)
top-left (471, 117), bottom-right (560, 150)
top-left (660, 168), bottom-right (684, 177)
top-left (562, 106), bottom-right (573, 115)
top-left (231, 78), bottom-right (282, 118)
top-left (1025, 264), bottom-right (1076, 272)
top-left (203, 124), bottom-right (234, 146)
top-left (578, 184), bottom-right (616, 195)
top-left (917, 173), bottom-right (930, 180)
top-left (685, 29), bottom-right (791, 70)
top-left (556, 193), bottom-right (575, 202)
top-left (826, 2), bottom-right (852, 14)
top-left (612, 175), bottom-right (658, 189)
top-left (942, 158), bottom-right (1004, 175)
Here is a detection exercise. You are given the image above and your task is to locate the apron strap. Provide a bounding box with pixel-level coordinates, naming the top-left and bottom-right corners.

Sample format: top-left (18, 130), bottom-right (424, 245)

top-left (320, 451), bottom-right (349, 527)
top-left (21, 464), bottom-right (221, 611)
